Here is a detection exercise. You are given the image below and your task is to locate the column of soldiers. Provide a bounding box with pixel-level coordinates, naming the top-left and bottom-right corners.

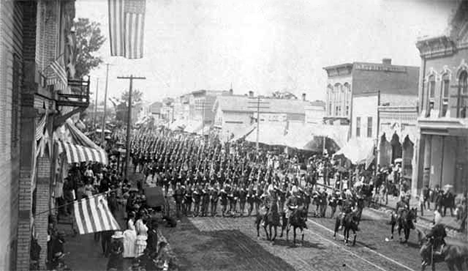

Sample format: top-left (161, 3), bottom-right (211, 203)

top-left (124, 128), bottom-right (357, 219)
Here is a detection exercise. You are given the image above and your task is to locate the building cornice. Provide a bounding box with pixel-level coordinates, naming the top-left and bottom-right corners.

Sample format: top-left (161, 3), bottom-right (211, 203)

top-left (323, 63), bottom-right (354, 77)
top-left (416, 36), bottom-right (457, 59)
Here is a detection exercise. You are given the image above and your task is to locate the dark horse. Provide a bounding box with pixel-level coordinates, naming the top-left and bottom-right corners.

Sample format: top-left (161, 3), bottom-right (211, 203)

top-left (390, 207), bottom-right (417, 243)
top-left (417, 229), bottom-right (468, 271)
top-left (280, 207), bottom-right (308, 245)
top-left (333, 211), bottom-right (359, 246)
top-left (255, 202), bottom-right (281, 242)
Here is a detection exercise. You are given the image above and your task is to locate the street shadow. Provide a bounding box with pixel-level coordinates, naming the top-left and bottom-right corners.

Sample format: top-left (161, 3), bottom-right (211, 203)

top-left (272, 238), bottom-right (326, 249)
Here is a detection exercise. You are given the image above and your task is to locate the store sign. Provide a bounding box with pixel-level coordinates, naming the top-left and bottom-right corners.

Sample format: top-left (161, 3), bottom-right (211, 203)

top-left (259, 113), bottom-right (287, 122)
top-left (354, 64), bottom-right (406, 73)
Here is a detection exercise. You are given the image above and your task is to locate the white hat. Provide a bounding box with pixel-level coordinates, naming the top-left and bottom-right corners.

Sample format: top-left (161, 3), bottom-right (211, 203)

top-left (112, 231), bottom-right (124, 239)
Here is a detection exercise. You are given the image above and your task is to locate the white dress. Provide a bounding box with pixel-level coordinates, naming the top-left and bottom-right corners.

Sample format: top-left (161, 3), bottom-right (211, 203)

top-left (123, 219), bottom-right (137, 258)
top-left (135, 219), bottom-right (148, 257)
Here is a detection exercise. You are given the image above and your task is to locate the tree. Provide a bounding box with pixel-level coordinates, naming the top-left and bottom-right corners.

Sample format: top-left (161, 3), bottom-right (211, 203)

top-left (74, 18), bottom-right (106, 79)
top-left (121, 89), bottom-right (143, 106)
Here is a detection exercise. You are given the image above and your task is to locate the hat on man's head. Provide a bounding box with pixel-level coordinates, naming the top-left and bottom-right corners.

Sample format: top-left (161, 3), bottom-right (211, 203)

top-left (112, 231), bottom-right (124, 239)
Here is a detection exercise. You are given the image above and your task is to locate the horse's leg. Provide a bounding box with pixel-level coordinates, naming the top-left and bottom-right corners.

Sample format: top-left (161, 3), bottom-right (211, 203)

top-left (293, 226), bottom-right (297, 245)
top-left (352, 228), bottom-right (357, 246)
top-left (390, 221), bottom-right (395, 239)
top-left (264, 225), bottom-right (270, 240)
top-left (271, 226), bottom-right (277, 242)
top-left (398, 222), bottom-right (403, 242)
top-left (256, 217), bottom-right (261, 238)
top-left (333, 218), bottom-right (339, 240)
top-left (286, 223), bottom-right (290, 242)
top-left (301, 227), bottom-right (305, 245)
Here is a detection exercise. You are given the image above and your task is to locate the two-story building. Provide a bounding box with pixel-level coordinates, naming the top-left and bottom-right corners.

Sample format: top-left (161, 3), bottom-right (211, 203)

top-left (324, 59), bottom-right (419, 166)
top-left (414, 0), bottom-right (468, 195)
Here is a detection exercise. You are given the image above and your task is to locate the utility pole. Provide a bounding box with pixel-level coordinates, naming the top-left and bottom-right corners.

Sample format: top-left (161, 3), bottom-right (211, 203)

top-left (93, 78), bottom-right (99, 130)
top-left (247, 96), bottom-right (269, 153)
top-left (118, 75), bottom-right (146, 180)
top-left (101, 64), bottom-right (110, 144)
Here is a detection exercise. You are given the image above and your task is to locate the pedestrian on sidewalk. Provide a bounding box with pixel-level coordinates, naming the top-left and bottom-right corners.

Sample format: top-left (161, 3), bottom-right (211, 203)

top-left (107, 231), bottom-right (124, 271)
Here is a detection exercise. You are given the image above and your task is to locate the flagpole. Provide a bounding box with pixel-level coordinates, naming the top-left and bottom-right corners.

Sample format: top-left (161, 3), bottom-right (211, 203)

top-left (118, 75), bottom-right (146, 180)
top-left (101, 64), bottom-right (110, 145)
top-left (93, 78), bottom-right (99, 130)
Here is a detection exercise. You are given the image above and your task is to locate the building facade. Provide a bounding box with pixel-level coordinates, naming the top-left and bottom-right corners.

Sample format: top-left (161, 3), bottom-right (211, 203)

top-left (0, 0), bottom-right (92, 269)
top-left (323, 59), bottom-right (419, 128)
top-left (378, 105), bottom-right (418, 185)
top-left (414, 0), bottom-right (468, 195)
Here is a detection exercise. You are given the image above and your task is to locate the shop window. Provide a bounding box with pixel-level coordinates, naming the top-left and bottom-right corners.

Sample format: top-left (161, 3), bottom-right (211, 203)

top-left (457, 71), bottom-right (468, 118)
top-left (367, 117), bottom-right (373, 138)
top-left (441, 74), bottom-right (450, 117)
top-left (356, 117), bottom-right (361, 137)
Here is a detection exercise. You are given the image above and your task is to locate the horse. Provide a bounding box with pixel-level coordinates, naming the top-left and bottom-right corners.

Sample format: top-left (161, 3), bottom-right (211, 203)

top-left (255, 203), bottom-right (281, 242)
top-left (333, 210), bottom-right (359, 246)
top-left (280, 207), bottom-right (308, 245)
top-left (390, 207), bottom-right (417, 243)
top-left (416, 228), bottom-right (468, 271)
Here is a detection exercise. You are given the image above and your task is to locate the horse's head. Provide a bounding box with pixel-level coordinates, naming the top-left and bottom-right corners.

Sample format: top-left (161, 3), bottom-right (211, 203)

top-left (407, 207), bottom-right (418, 222)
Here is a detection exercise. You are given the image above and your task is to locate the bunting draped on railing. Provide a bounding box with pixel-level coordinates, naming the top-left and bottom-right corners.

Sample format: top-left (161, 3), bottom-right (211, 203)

top-left (74, 194), bottom-right (120, 234)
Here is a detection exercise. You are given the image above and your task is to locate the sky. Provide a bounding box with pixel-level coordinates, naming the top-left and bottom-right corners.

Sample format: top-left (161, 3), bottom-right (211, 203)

top-left (75, 0), bottom-right (458, 104)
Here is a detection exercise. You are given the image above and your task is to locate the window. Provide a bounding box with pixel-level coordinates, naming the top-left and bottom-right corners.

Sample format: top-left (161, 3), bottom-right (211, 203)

top-left (356, 117), bottom-right (361, 137)
top-left (367, 117), bottom-right (373, 138)
top-left (429, 76), bottom-right (436, 98)
top-left (457, 71), bottom-right (468, 118)
top-left (427, 75), bottom-right (436, 117)
top-left (441, 74), bottom-right (450, 117)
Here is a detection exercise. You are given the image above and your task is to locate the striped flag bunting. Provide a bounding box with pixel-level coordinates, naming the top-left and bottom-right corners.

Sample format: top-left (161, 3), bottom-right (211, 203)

top-left (50, 60), bottom-right (68, 90)
top-left (74, 194), bottom-right (120, 234)
top-left (60, 141), bottom-right (108, 165)
top-left (35, 114), bottom-right (47, 141)
top-left (108, 0), bottom-right (146, 59)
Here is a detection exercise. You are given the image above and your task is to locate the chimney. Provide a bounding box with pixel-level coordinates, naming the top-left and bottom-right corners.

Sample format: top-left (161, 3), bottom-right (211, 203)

top-left (382, 58), bottom-right (392, 65)
top-left (302, 93), bottom-right (306, 101)
top-left (248, 91), bottom-right (254, 97)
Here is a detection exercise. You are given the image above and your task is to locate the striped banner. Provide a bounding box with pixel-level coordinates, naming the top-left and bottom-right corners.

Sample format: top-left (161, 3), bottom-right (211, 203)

top-left (50, 60), bottom-right (68, 90)
top-left (74, 194), bottom-right (120, 234)
top-left (108, 0), bottom-right (146, 59)
top-left (35, 114), bottom-right (47, 141)
top-left (61, 141), bottom-right (109, 165)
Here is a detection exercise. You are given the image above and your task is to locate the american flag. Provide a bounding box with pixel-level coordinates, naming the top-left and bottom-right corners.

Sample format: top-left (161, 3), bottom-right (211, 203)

top-left (35, 114), bottom-right (47, 141)
top-left (49, 60), bottom-right (68, 91)
top-left (108, 0), bottom-right (146, 59)
top-left (74, 194), bottom-right (120, 234)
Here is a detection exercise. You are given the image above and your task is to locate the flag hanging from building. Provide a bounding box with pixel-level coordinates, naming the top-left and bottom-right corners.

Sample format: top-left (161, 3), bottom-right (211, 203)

top-left (49, 60), bottom-right (68, 91)
top-left (35, 114), bottom-right (47, 141)
top-left (108, 0), bottom-right (146, 59)
top-left (74, 194), bottom-right (120, 234)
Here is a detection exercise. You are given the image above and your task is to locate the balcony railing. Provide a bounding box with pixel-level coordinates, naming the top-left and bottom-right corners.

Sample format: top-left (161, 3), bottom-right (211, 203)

top-left (56, 78), bottom-right (90, 108)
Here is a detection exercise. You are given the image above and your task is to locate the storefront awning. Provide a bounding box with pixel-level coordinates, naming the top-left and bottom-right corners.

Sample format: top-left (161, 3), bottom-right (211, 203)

top-left (60, 141), bottom-right (108, 164)
top-left (56, 119), bottom-right (108, 165)
top-left (380, 124), bottom-right (418, 144)
top-left (334, 137), bottom-right (375, 165)
top-left (245, 123), bottom-right (286, 146)
top-left (230, 124), bottom-right (256, 142)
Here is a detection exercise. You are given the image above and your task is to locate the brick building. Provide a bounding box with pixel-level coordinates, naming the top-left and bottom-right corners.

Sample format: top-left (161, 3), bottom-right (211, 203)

top-left (323, 59), bottom-right (419, 166)
top-left (414, 0), bottom-right (468, 195)
top-left (1, 0), bottom-right (91, 269)
top-left (323, 59), bottom-right (419, 127)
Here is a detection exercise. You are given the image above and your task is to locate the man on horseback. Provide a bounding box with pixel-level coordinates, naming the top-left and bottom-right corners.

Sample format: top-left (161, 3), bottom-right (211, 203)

top-left (394, 195), bottom-right (410, 230)
top-left (339, 190), bottom-right (358, 231)
top-left (284, 190), bottom-right (299, 221)
top-left (425, 224), bottom-right (447, 257)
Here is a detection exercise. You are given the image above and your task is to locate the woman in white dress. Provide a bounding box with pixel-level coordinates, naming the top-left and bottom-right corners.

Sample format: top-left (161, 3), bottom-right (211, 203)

top-left (122, 212), bottom-right (137, 258)
top-left (135, 213), bottom-right (148, 257)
